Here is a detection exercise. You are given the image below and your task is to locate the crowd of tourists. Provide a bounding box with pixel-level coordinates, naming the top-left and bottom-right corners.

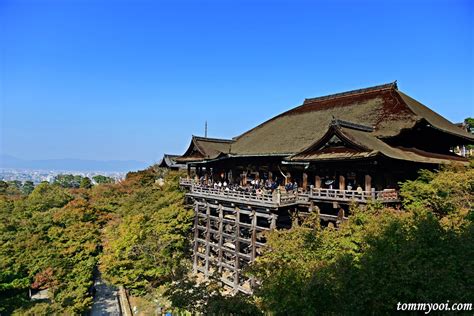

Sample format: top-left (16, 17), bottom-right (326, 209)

top-left (197, 176), bottom-right (300, 195)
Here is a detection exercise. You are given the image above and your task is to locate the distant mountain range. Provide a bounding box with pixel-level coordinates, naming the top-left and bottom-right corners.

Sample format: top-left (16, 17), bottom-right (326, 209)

top-left (0, 154), bottom-right (149, 172)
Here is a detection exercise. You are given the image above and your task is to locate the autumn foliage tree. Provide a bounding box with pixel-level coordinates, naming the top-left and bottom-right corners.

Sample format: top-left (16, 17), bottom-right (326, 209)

top-left (250, 165), bottom-right (474, 314)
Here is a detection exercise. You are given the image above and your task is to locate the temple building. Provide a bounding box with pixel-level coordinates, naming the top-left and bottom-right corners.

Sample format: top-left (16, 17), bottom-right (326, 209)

top-left (158, 154), bottom-right (186, 170)
top-left (176, 82), bottom-right (473, 293)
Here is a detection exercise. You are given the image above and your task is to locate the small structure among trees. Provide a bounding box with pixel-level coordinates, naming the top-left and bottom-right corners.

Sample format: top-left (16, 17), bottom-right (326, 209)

top-left (158, 154), bottom-right (187, 170)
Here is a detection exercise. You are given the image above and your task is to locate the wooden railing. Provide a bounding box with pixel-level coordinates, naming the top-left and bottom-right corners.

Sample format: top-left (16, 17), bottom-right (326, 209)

top-left (188, 185), bottom-right (298, 207)
top-left (181, 179), bottom-right (399, 204)
top-left (309, 187), bottom-right (399, 203)
top-left (179, 178), bottom-right (195, 186)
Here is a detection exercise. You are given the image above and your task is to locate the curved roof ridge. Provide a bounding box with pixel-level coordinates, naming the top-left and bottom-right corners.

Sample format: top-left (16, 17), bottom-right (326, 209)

top-left (303, 81), bottom-right (397, 104)
top-left (233, 82), bottom-right (397, 142)
top-left (395, 91), bottom-right (474, 141)
top-left (192, 135), bottom-right (233, 143)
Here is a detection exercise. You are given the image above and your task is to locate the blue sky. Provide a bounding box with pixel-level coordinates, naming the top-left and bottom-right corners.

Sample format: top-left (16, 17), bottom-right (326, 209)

top-left (1, 0), bottom-right (473, 164)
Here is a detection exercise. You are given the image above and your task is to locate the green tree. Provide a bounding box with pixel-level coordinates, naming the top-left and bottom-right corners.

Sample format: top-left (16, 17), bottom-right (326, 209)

top-left (22, 182), bottom-right (73, 213)
top-left (0, 180), bottom-right (8, 194)
top-left (92, 175), bottom-right (114, 184)
top-left (4, 180), bottom-right (22, 195)
top-left (80, 177), bottom-right (92, 189)
top-left (22, 181), bottom-right (35, 195)
top-left (8, 180), bottom-right (22, 190)
top-left (54, 174), bottom-right (83, 188)
top-left (100, 170), bottom-right (193, 296)
top-left (465, 117), bottom-right (474, 133)
top-left (250, 165), bottom-right (474, 315)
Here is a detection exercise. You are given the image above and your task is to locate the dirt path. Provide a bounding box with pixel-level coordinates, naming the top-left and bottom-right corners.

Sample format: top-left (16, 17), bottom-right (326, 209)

top-left (90, 274), bottom-right (121, 316)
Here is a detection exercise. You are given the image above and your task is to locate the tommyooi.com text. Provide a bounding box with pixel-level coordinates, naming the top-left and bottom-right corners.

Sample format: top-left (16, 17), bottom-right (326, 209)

top-left (397, 301), bottom-right (472, 314)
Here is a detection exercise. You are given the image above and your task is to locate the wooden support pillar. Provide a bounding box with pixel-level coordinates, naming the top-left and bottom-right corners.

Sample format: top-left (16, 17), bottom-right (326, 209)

top-left (303, 172), bottom-right (308, 191)
top-left (194, 166), bottom-right (199, 182)
top-left (291, 208), bottom-right (299, 228)
top-left (204, 204), bottom-right (211, 279)
top-left (270, 213), bottom-right (277, 230)
top-left (250, 210), bottom-right (257, 262)
top-left (192, 203), bottom-right (199, 273)
top-left (234, 207), bottom-right (241, 293)
top-left (285, 172), bottom-right (291, 185)
top-left (337, 208), bottom-right (345, 220)
top-left (187, 164), bottom-right (191, 179)
top-left (268, 171), bottom-right (273, 181)
top-left (339, 175), bottom-right (345, 190)
top-left (228, 169), bottom-right (233, 183)
top-left (365, 174), bottom-right (372, 192)
top-left (250, 209), bottom-right (257, 288)
top-left (315, 176), bottom-right (321, 189)
top-left (242, 173), bottom-right (247, 186)
top-left (217, 204), bottom-right (224, 273)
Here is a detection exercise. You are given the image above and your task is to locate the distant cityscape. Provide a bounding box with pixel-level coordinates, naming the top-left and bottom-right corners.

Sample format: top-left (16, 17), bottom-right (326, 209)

top-left (0, 168), bottom-right (127, 184)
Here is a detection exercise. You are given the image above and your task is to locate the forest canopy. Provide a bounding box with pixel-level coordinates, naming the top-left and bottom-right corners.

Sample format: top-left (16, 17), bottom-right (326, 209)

top-left (1, 164), bottom-right (473, 314)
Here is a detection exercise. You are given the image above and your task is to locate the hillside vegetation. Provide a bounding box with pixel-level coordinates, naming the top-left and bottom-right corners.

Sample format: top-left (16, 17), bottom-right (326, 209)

top-left (0, 165), bottom-right (472, 314)
top-left (0, 168), bottom-right (193, 314)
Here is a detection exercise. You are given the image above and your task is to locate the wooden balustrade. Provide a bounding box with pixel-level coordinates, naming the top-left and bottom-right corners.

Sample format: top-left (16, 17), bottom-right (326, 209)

top-left (309, 187), bottom-right (399, 203)
top-left (182, 179), bottom-right (399, 205)
top-left (187, 184), bottom-right (299, 207)
top-left (179, 178), bottom-right (195, 186)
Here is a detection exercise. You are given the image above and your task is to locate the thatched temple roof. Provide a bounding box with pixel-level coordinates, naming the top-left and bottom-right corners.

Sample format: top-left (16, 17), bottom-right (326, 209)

top-left (177, 82), bottom-right (473, 165)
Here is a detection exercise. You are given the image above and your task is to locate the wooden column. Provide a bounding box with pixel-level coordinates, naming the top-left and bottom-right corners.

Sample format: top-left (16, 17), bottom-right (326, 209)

top-left (234, 207), bottom-right (241, 293)
top-left (315, 176), bottom-right (321, 189)
top-left (268, 171), bottom-right (273, 181)
top-left (250, 210), bottom-right (257, 261)
top-left (187, 164), bottom-right (191, 179)
top-left (192, 203), bottom-right (199, 273)
top-left (250, 209), bottom-right (257, 288)
top-left (217, 204), bottom-right (224, 273)
top-left (302, 172), bottom-right (308, 191)
top-left (285, 172), bottom-right (291, 184)
top-left (339, 175), bottom-right (345, 190)
top-left (365, 174), bottom-right (372, 192)
top-left (204, 204), bottom-right (211, 279)
top-left (194, 166), bottom-right (199, 182)
top-left (270, 213), bottom-right (277, 230)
